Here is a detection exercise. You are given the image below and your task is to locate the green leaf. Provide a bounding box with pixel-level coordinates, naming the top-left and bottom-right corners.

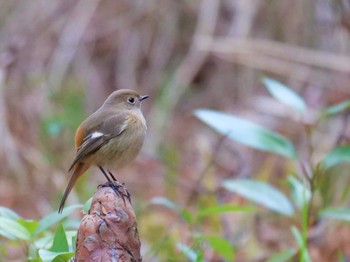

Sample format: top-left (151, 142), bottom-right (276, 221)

top-left (322, 100), bottom-right (350, 116)
top-left (38, 249), bottom-right (74, 262)
top-left (72, 234), bottom-right (77, 252)
top-left (150, 197), bottom-right (178, 211)
top-left (287, 176), bottom-right (311, 210)
top-left (0, 207), bottom-right (21, 240)
top-left (267, 248), bottom-right (295, 262)
top-left (222, 179), bottom-right (294, 216)
top-left (28, 258), bottom-right (42, 262)
top-left (35, 205), bottom-right (81, 235)
top-left (176, 242), bottom-right (202, 262)
top-left (0, 228), bottom-right (15, 240)
top-left (150, 197), bottom-right (192, 223)
top-left (18, 219), bottom-right (39, 236)
top-left (0, 206), bottom-right (20, 220)
top-left (322, 145), bottom-right (350, 169)
top-left (204, 235), bottom-right (234, 261)
top-left (181, 210), bottom-right (193, 224)
top-left (0, 217), bottom-right (31, 240)
top-left (196, 205), bottom-right (253, 219)
top-left (35, 234), bottom-right (54, 250)
top-left (338, 252), bottom-right (346, 262)
top-left (82, 197), bottom-right (93, 214)
top-left (320, 208), bottom-right (350, 222)
top-left (262, 77), bottom-right (307, 113)
top-left (291, 227), bottom-right (311, 262)
top-left (51, 224), bottom-right (69, 252)
top-left (194, 109), bottom-right (296, 159)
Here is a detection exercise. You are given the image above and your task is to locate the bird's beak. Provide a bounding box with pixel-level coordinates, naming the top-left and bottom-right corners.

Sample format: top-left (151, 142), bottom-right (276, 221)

top-left (139, 95), bottom-right (149, 101)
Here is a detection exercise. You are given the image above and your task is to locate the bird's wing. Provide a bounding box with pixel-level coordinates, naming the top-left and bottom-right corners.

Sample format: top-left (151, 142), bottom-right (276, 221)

top-left (68, 114), bottom-right (128, 171)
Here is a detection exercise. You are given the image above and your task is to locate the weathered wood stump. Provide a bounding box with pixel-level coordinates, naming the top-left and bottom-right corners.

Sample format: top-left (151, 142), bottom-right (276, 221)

top-left (72, 182), bottom-right (141, 262)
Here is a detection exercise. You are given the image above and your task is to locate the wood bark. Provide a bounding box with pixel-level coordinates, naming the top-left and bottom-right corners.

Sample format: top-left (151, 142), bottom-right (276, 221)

top-left (71, 182), bottom-right (141, 262)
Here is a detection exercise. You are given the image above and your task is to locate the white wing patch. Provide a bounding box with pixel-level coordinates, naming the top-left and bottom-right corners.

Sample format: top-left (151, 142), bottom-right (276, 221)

top-left (91, 131), bottom-right (104, 139)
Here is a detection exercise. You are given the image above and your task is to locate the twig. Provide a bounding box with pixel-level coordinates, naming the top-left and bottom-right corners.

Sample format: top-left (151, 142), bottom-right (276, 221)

top-left (145, 0), bottom-right (220, 154)
top-left (197, 36), bottom-right (350, 73)
top-left (47, 0), bottom-right (100, 93)
top-left (184, 133), bottom-right (228, 207)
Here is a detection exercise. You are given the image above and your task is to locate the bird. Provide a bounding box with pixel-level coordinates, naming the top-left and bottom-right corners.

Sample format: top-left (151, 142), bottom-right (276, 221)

top-left (58, 89), bottom-right (148, 213)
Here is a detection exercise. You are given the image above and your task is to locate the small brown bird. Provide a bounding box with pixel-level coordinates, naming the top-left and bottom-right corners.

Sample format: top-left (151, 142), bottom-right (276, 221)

top-left (58, 89), bottom-right (148, 213)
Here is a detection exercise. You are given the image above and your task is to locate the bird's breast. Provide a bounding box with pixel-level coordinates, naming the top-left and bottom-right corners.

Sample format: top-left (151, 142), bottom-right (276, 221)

top-left (96, 111), bottom-right (146, 170)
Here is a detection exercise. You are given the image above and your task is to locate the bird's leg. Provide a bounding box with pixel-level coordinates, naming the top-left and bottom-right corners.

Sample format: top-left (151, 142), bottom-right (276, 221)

top-left (98, 166), bottom-right (112, 183)
top-left (97, 167), bottom-right (130, 205)
top-left (107, 171), bottom-right (131, 205)
top-left (108, 171), bottom-right (118, 181)
top-left (97, 166), bottom-right (123, 197)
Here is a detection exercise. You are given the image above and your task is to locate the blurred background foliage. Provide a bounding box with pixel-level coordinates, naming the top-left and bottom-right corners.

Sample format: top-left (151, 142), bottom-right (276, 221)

top-left (0, 0), bottom-right (350, 261)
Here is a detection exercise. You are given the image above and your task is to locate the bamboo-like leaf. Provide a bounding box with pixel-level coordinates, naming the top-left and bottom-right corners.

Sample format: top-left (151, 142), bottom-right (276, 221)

top-left (0, 217), bottom-right (31, 240)
top-left (51, 224), bottom-right (69, 252)
top-left (223, 179), bottom-right (294, 216)
top-left (262, 77), bottom-right (307, 113)
top-left (322, 145), bottom-right (350, 169)
top-left (322, 100), bottom-right (350, 116)
top-left (35, 205), bottom-right (81, 235)
top-left (287, 176), bottom-right (311, 210)
top-left (320, 208), bottom-right (350, 222)
top-left (194, 109), bottom-right (296, 159)
top-left (196, 205), bottom-right (253, 219)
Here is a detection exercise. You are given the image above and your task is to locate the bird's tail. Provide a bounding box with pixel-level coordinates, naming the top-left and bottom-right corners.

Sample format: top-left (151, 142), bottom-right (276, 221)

top-left (58, 163), bottom-right (88, 213)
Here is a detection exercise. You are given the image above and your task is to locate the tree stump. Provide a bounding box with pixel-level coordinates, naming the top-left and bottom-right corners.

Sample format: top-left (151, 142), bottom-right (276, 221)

top-left (71, 182), bottom-right (141, 262)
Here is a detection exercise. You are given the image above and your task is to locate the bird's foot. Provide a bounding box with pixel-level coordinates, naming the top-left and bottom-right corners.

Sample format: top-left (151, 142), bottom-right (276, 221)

top-left (98, 180), bottom-right (131, 205)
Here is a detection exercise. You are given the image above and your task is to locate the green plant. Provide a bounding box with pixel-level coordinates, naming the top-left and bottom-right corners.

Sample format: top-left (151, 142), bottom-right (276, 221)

top-left (0, 204), bottom-right (83, 261)
top-left (146, 77), bottom-right (350, 261)
top-left (2, 77), bottom-right (350, 261)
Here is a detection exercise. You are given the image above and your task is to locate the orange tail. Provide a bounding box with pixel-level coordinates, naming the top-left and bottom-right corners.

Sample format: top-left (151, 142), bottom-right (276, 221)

top-left (58, 163), bottom-right (89, 213)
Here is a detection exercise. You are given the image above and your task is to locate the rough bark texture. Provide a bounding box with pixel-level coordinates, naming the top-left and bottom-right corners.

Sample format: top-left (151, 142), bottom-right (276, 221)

top-left (72, 182), bottom-right (141, 262)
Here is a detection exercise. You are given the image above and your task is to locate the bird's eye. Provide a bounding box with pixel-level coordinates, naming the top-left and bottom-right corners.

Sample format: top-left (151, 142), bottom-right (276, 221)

top-left (128, 97), bottom-right (136, 104)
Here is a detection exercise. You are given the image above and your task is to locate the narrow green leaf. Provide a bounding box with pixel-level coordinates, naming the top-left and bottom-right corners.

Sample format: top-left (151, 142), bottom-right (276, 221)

top-left (196, 205), bottom-right (253, 219)
top-left (27, 258), bottom-right (41, 262)
top-left (291, 227), bottom-right (311, 262)
top-left (291, 226), bottom-right (302, 248)
top-left (35, 205), bottom-right (81, 235)
top-left (51, 224), bottom-right (69, 252)
top-left (176, 242), bottom-right (201, 262)
top-left (0, 217), bottom-right (31, 240)
top-left (53, 253), bottom-right (75, 262)
top-left (0, 228), bottom-right (16, 240)
top-left (181, 210), bottom-right (193, 224)
top-left (38, 249), bottom-right (74, 262)
top-left (0, 206), bottom-right (20, 220)
top-left (150, 197), bottom-right (179, 211)
top-left (262, 77), bottom-right (307, 113)
top-left (267, 248), bottom-right (295, 262)
top-left (72, 234), bottom-right (77, 252)
top-left (223, 179), bottom-right (294, 216)
top-left (322, 100), bottom-right (350, 116)
top-left (18, 219), bottom-right (39, 236)
top-left (64, 230), bottom-right (78, 250)
top-left (204, 235), bottom-right (234, 261)
top-left (151, 197), bottom-right (191, 222)
top-left (320, 208), bottom-right (350, 222)
top-left (322, 145), bottom-right (350, 169)
top-left (82, 197), bottom-right (93, 214)
top-left (194, 109), bottom-right (296, 159)
top-left (338, 252), bottom-right (346, 262)
top-left (287, 176), bottom-right (311, 210)
top-left (35, 234), bottom-right (54, 250)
